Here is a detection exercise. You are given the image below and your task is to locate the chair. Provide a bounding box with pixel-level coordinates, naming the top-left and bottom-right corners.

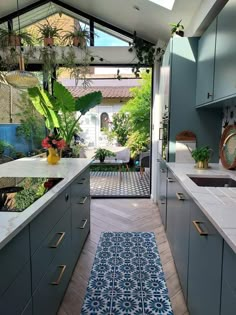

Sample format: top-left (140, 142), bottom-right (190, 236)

top-left (139, 151), bottom-right (150, 175)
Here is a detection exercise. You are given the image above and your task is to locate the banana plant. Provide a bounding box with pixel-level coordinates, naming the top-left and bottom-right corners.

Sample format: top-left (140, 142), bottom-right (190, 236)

top-left (28, 81), bottom-right (102, 145)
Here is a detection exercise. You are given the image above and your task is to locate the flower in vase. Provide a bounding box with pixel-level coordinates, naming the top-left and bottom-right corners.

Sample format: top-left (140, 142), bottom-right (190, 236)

top-left (42, 134), bottom-right (66, 150)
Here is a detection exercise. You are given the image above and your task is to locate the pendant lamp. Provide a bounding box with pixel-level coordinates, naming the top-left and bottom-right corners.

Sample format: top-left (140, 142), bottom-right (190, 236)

top-left (5, 0), bottom-right (38, 89)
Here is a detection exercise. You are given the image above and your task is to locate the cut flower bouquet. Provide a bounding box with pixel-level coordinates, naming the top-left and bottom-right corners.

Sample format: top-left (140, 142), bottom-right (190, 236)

top-left (42, 134), bottom-right (66, 150)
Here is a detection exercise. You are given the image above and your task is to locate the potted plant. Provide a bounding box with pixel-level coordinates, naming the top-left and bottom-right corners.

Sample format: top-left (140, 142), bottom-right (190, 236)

top-left (0, 28), bottom-right (33, 47)
top-left (63, 27), bottom-right (90, 47)
top-left (190, 146), bottom-right (212, 169)
top-left (93, 148), bottom-right (115, 163)
top-left (169, 20), bottom-right (184, 37)
top-left (37, 20), bottom-right (62, 46)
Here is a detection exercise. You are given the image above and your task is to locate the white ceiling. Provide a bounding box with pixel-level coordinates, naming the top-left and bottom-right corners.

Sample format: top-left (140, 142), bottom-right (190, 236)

top-left (0, 0), bottom-right (228, 43)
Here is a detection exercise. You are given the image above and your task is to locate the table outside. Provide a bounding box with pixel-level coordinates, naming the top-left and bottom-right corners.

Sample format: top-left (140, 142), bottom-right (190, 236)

top-left (92, 159), bottom-right (124, 183)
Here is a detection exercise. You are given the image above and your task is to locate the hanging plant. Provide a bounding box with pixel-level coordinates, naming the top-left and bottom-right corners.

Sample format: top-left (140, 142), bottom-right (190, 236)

top-left (128, 31), bottom-right (165, 77)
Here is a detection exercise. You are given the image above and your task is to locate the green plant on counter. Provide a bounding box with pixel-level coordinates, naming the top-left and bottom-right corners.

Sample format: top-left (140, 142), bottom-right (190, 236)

top-left (93, 148), bottom-right (115, 163)
top-left (169, 20), bottom-right (184, 37)
top-left (189, 145), bottom-right (213, 169)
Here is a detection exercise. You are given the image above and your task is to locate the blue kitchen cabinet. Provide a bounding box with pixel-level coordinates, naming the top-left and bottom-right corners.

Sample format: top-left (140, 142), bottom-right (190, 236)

top-left (187, 203), bottom-right (223, 315)
top-left (166, 170), bottom-right (190, 300)
top-left (196, 19), bottom-right (217, 106)
top-left (221, 242), bottom-right (236, 315)
top-left (214, 0), bottom-right (236, 101)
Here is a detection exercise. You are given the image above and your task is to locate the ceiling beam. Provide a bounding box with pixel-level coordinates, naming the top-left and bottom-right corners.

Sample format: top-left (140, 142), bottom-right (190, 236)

top-left (0, 0), bottom-right (50, 24)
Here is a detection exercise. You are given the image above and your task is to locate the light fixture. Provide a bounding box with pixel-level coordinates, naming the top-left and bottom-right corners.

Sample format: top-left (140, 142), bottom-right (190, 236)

top-left (5, 0), bottom-right (38, 89)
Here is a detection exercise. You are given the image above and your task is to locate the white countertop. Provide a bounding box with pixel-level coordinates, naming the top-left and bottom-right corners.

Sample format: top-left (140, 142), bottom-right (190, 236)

top-left (0, 157), bottom-right (92, 250)
top-left (167, 163), bottom-right (236, 253)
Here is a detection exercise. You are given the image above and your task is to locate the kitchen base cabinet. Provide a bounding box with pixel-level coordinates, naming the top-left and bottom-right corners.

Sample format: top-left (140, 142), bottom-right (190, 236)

top-left (158, 158), bottom-right (167, 229)
top-left (187, 203), bottom-right (223, 315)
top-left (166, 170), bottom-right (190, 300)
top-left (221, 242), bottom-right (236, 315)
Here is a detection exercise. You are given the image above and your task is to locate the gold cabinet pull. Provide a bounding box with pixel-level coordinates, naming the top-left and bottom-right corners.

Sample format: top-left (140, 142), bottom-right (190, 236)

top-left (50, 265), bottom-right (66, 285)
top-left (50, 232), bottom-right (66, 248)
top-left (79, 219), bottom-right (88, 229)
top-left (79, 196), bottom-right (88, 204)
top-left (192, 220), bottom-right (208, 236)
top-left (167, 177), bottom-right (175, 182)
top-left (176, 192), bottom-right (185, 200)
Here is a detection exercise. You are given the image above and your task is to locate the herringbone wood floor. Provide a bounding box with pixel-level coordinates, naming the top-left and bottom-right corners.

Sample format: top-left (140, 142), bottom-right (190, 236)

top-left (58, 199), bottom-right (189, 315)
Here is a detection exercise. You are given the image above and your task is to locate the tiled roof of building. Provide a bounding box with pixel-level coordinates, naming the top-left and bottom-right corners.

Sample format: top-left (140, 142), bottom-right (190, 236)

top-left (68, 86), bottom-right (136, 99)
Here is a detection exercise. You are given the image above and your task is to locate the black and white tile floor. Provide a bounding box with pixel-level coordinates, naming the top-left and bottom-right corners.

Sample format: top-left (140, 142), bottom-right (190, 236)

top-left (90, 171), bottom-right (150, 197)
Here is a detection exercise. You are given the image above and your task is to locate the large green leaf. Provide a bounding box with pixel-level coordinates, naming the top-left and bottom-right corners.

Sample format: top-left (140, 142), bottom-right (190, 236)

top-left (28, 87), bottom-right (60, 129)
top-left (75, 91), bottom-right (102, 115)
top-left (53, 81), bottom-right (75, 112)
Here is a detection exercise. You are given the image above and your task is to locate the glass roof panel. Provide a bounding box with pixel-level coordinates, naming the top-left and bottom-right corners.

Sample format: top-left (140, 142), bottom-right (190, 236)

top-left (146, 0), bottom-right (175, 10)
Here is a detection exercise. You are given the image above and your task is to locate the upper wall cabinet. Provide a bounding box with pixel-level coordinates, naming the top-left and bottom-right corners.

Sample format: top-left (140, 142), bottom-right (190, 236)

top-left (214, 0), bottom-right (236, 101)
top-left (196, 19), bottom-right (217, 106)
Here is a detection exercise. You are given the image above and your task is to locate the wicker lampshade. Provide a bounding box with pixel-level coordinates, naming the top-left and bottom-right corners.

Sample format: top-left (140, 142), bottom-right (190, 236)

top-left (5, 55), bottom-right (38, 89)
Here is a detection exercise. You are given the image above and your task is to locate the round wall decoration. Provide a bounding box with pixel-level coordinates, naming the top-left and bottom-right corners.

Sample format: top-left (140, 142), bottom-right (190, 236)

top-left (220, 125), bottom-right (236, 169)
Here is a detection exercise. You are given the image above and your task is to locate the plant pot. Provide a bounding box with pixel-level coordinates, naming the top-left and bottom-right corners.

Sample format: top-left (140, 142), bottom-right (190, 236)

top-left (44, 37), bottom-right (54, 46)
top-left (8, 35), bottom-right (21, 46)
top-left (173, 31), bottom-right (184, 37)
top-left (73, 36), bottom-right (86, 48)
top-left (47, 148), bottom-right (60, 165)
top-left (99, 157), bottom-right (105, 163)
top-left (195, 160), bottom-right (209, 169)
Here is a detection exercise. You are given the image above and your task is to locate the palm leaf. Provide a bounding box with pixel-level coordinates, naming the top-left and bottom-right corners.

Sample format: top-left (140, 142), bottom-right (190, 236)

top-left (53, 80), bottom-right (75, 112)
top-left (75, 91), bottom-right (102, 115)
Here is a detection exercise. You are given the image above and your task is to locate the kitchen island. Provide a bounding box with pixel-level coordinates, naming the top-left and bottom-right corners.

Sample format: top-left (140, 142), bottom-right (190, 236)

top-left (0, 157), bottom-right (92, 315)
top-left (165, 163), bottom-right (236, 315)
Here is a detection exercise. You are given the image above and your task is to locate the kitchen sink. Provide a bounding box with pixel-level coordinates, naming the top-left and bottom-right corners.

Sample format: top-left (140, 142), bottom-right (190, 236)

top-left (188, 175), bottom-right (236, 187)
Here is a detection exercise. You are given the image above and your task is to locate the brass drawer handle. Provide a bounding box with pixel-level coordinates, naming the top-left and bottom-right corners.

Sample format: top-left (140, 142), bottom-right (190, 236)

top-left (77, 178), bottom-right (86, 185)
top-left (176, 192), bottom-right (185, 200)
top-left (167, 177), bottom-right (175, 182)
top-left (50, 232), bottom-right (66, 248)
top-left (79, 196), bottom-right (88, 204)
top-left (192, 220), bottom-right (208, 236)
top-left (51, 265), bottom-right (67, 285)
top-left (65, 194), bottom-right (69, 202)
top-left (79, 219), bottom-right (88, 229)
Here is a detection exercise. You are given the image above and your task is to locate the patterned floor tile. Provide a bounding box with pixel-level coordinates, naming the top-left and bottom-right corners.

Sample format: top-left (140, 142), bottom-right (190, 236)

top-left (81, 232), bottom-right (173, 315)
top-left (90, 171), bottom-right (150, 197)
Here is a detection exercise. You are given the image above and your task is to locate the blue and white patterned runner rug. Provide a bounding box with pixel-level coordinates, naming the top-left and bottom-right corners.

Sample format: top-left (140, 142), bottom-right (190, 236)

top-left (81, 232), bottom-right (173, 315)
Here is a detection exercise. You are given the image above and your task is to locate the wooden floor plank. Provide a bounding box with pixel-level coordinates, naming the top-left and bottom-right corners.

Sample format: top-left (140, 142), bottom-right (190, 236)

top-left (58, 198), bottom-right (188, 315)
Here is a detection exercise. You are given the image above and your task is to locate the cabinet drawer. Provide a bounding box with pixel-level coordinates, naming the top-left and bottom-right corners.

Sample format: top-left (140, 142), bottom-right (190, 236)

top-left (31, 209), bottom-right (71, 293)
top-left (70, 169), bottom-right (90, 204)
top-left (32, 235), bottom-right (72, 315)
top-left (0, 262), bottom-right (31, 315)
top-left (0, 226), bottom-right (30, 297)
top-left (21, 299), bottom-right (32, 315)
top-left (72, 198), bottom-right (90, 259)
top-left (221, 279), bottom-right (236, 315)
top-left (30, 187), bottom-right (70, 254)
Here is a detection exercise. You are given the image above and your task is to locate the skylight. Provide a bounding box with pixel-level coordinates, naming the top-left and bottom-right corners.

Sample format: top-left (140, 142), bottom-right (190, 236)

top-left (146, 0), bottom-right (175, 10)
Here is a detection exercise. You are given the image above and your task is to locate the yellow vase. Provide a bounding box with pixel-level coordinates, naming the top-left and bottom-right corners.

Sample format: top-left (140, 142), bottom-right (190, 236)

top-left (47, 148), bottom-right (61, 165)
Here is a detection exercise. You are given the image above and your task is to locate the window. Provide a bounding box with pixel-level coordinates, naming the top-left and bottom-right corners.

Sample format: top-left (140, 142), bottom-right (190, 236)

top-left (100, 112), bottom-right (109, 130)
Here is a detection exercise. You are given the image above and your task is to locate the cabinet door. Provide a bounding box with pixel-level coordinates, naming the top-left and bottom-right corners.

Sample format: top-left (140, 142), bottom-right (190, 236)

top-left (158, 160), bottom-right (167, 229)
top-left (221, 242), bottom-right (236, 315)
top-left (214, 1), bottom-right (236, 100)
top-left (187, 203), bottom-right (223, 315)
top-left (196, 19), bottom-right (216, 105)
top-left (166, 170), bottom-right (190, 300)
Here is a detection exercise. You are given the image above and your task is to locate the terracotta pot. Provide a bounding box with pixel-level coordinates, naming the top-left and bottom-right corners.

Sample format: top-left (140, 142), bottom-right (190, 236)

top-left (73, 36), bottom-right (86, 48)
top-left (44, 37), bottom-right (54, 46)
top-left (8, 35), bottom-right (21, 46)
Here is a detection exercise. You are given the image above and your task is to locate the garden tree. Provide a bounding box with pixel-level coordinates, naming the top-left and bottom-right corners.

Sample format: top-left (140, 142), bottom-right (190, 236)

top-left (15, 92), bottom-right (46, 151)
top-left (121, 72), bottom-right (151, 157)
